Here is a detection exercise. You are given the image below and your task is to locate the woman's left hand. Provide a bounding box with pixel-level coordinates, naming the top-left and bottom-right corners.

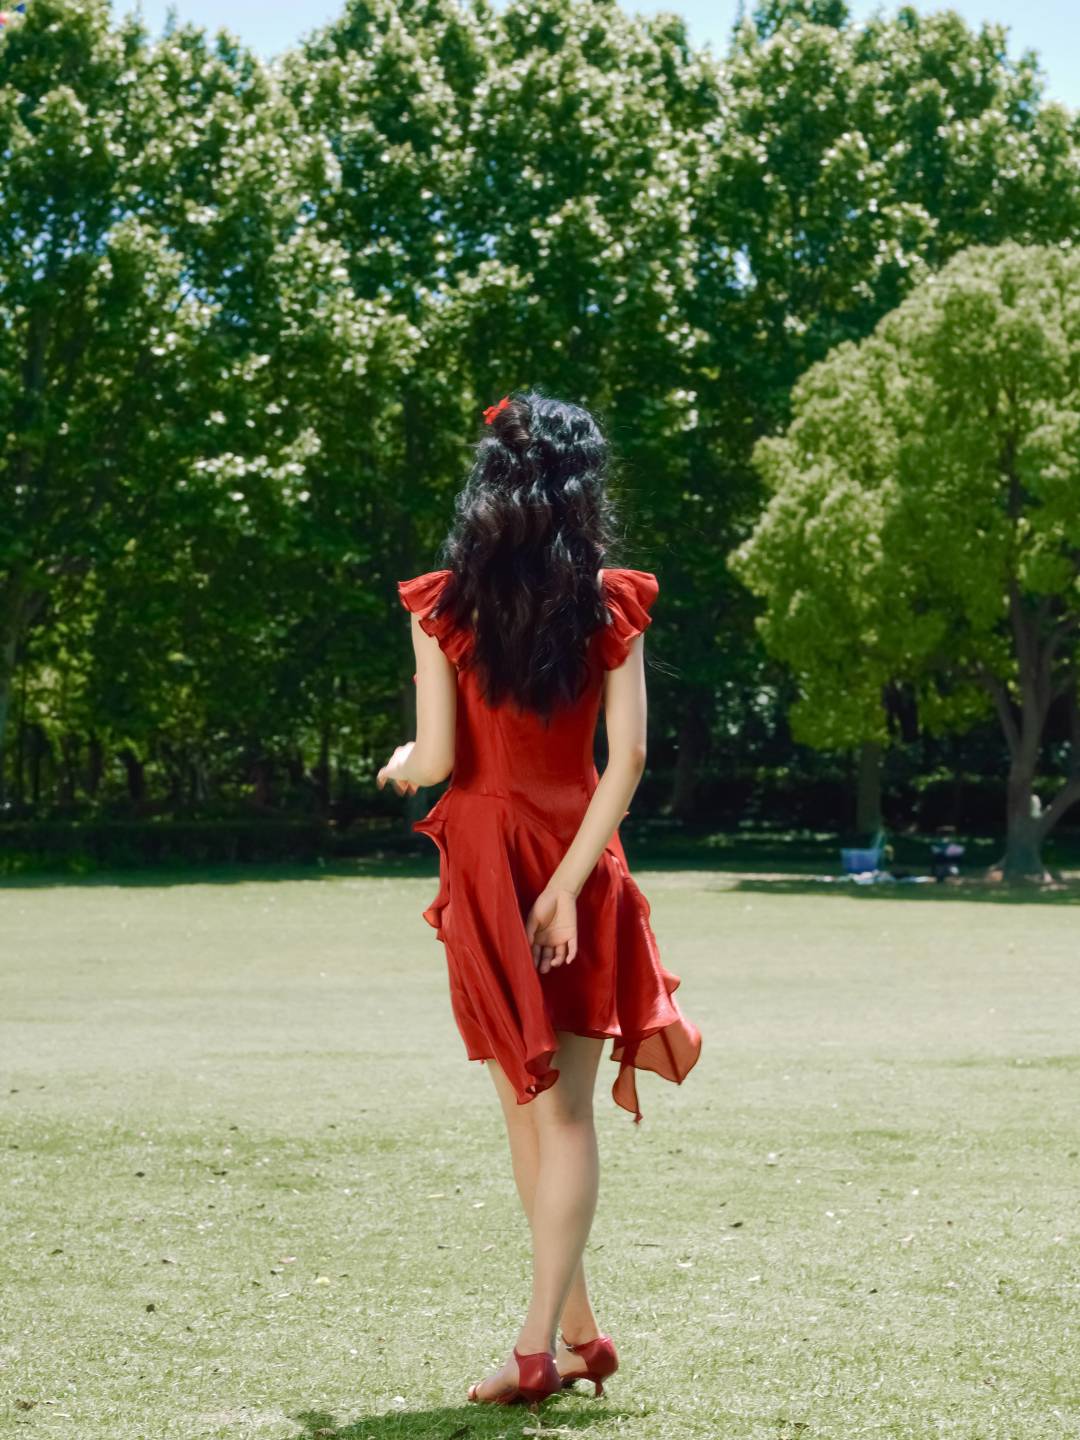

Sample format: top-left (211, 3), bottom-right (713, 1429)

top-left (377, 742), bottom-right (418, 795)
top-left (524, 886), bottom-right (578, 973)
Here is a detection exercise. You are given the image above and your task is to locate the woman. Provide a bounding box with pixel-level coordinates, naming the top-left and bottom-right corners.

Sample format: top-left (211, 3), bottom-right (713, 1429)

top-left (377, 389), bottom-right (701, 1410)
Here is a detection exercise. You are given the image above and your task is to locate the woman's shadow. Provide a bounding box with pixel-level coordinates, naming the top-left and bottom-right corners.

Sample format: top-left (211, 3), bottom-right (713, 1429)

top-left (288, 1394), bottom-right (619, 1438)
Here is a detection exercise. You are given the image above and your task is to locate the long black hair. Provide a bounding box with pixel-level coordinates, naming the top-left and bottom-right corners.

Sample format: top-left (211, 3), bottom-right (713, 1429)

top-left (433, 388), bottom-right (624, 721)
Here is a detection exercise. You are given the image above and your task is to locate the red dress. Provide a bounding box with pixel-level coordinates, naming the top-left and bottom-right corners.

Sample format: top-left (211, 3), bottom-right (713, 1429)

top-left (396, 566), bottom-right (702, 1122)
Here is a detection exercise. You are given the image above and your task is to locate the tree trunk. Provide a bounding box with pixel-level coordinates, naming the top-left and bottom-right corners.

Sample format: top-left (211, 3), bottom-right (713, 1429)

top-left (190, 754), bottom-right (209, 808)
top-left (1, 582), bottom-right (48, 807)
top-left (86, 734), bottom-right (104, 800)
top-left (949, 763), bottom-right (964, 830)
top-left (251, 756), bottom-right (274, 809)
top-left (0, 628), bottom-right (16, 806)
top-left (14, 679), bottom-right (28, 809)
top-left (670, 704), bottom-right (711, 820)
top-left (981, 585), bottom-right (1071, 884)
top-left (855, 740), bottom-right (883, 836)
top-left (999, 762), bottom-right (1052, 882)
top-left (59, 733), bottom-right (80, 806)
top-left (120, 747), bottom-right (146, 806)
top-left (30, 725), bottom-right (46, 808)
top-left (314, 722), bottom-right (331, 817)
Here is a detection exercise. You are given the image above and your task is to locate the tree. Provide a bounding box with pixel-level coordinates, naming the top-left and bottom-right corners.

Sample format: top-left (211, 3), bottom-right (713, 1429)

top-left (749, 1), bottom-right (850, 38)
top-left (0, 0), bottom-right (409, 811)
top-left (281, 0), bottom-right (487, 807)
top-left (288, 0), bottom-right (725, 808)
top-left (730, 241), bottom-right (1080, 881)
top-left (688, 1), bottom-right (1080, 820)
top-left (452, 0), bottom-right (726, 808)
top-left (6, 0), bottom-right (1080, 832)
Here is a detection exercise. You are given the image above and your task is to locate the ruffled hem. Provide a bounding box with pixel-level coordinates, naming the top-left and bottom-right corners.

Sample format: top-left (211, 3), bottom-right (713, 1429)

top-left (411, 791), bottom-right (452, 938)
top-left (596, 568), bottom-right (659, 670)
top-left (397, 569), bottom-right (473, 669)
top-left (411, 787), bottom-right (701, 1123)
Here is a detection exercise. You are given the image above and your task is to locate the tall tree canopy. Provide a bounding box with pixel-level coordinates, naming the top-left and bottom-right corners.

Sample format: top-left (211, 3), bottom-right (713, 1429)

top-left (0, 0), bottom-right (410, 808)
top-left (3, 0), bottom-right (1080, 840)
top-left (731, 241), bottom-right (1080, 880)
top-left (689, 0), bottom-right (1080, 820)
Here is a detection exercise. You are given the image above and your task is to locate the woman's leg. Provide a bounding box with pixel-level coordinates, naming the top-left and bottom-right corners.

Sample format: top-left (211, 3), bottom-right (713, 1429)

top-left (516, 1032), bottom-right (604, 1353)
top-left (471, 1035), bottom-right (604, 1400)
top-left (487, 1054), bottom-right (601, 1347)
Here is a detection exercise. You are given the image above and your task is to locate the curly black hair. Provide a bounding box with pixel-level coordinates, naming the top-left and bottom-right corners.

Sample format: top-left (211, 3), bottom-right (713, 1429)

top-left (433, 387), bottom-right (626, 721)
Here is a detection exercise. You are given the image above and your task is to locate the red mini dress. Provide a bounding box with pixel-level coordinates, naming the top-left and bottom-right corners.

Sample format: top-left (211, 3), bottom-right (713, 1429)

top-left (396, 566), bottom-right (702, 1122)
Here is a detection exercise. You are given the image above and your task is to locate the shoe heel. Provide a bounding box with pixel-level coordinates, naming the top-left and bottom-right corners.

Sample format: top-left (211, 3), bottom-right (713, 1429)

top-left (513, 1347), bottom-right (561, 1408)
top-left (560, 1332), bottom-right (618, 1399)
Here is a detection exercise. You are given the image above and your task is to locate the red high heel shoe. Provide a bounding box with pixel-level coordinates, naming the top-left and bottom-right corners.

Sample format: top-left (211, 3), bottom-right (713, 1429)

top-left (559, 1332), bottom-right (619, 1396)
top-left (467, 1347), bottom-right (562, 1409)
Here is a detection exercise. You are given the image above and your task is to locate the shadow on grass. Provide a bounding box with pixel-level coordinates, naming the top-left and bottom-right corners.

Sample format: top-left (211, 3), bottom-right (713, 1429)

top-left (0, 853), bottom-right (438, 890)
top-left (3, 822), bottom-right (1078, 902)
top-left (729, 875), bottom-right (1080, 904)
top-left (288, 1395), bottom-right (617, 1438)
top-left (3, 857), bottom-right (1079, 903)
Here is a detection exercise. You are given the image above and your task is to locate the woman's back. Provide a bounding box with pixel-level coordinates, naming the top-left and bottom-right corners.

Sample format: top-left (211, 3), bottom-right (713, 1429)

top-left (398, 565), bottom-right (658, 840)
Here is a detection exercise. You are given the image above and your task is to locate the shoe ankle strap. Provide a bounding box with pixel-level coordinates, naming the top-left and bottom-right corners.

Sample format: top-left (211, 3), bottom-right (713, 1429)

top-left (561, 1331), bottom-right (607, 1352)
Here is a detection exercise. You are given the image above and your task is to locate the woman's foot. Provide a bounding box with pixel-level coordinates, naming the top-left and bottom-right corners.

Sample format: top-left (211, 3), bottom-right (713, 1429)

top-left (556, 1330), bottom-right (600, 1382)
top-left (467, 1344), bottom-right (561, 1406)
top-left (556, 1330), bottom-right (618, 1395)
top-left (467, 1351), bottom-right (521, 1404)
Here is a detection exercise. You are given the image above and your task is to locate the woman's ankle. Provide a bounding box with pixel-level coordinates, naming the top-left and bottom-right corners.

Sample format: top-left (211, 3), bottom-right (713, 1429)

top-left (516, 1323), bottom-right (556, 1356)
top-left (559, 1313), bottom-right (601, 1347)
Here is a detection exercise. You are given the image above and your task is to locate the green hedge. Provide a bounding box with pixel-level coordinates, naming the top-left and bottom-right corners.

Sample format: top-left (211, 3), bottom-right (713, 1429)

top-left (0, 818), bottom-right (413, 873)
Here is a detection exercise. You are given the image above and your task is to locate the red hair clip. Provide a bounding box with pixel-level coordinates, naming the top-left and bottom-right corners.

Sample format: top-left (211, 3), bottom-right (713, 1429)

top-left (483, 394), bottom-right (511, 425)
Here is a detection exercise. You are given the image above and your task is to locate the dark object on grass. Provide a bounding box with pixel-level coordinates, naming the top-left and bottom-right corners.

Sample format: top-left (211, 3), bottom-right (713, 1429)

top-left (930, 840), bottom-right (965, 883)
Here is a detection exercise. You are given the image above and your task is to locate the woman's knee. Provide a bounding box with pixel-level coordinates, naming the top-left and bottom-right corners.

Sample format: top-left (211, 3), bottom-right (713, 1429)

top-left (536, 1034), bottom-right (602, 1126)
top-left (533, 1076), bottom-right (596, 1129)
top-left (506, 1094), bottom-right (540, 1145)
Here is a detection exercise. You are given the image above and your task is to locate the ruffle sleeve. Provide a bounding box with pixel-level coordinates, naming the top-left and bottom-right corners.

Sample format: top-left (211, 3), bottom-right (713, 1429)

top-left (596, 568), bottom-right (659, 670)
top-left (396, 569), bottom-right (473, 670)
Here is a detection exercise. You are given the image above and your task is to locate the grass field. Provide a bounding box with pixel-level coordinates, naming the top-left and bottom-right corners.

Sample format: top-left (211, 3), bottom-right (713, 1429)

top-left (2, 856), bottom-right (1079, 1439)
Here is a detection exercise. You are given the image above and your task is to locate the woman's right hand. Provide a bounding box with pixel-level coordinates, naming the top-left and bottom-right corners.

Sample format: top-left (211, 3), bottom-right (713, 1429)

top-left (524, 886), bottom-right (578, 973)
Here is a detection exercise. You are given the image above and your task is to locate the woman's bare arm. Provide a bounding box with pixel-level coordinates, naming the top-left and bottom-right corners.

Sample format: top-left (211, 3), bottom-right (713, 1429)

top-left (408, 615), bottom-right (457, 783)
top-left (376, 614), bottom-right (457, 793)
top-left (526, 633), bottom-right (648, 970)
top-left (548, 633), bottom-right (648, 896)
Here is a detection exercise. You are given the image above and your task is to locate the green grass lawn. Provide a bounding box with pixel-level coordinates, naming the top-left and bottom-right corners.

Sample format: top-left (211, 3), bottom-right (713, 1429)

top-left (2, 861), bottom-right (1079, 1439)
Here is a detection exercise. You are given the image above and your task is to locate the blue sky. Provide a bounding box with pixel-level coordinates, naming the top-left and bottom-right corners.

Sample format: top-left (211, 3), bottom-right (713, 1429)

top-left (127, 1), bottom-right (1077, 111)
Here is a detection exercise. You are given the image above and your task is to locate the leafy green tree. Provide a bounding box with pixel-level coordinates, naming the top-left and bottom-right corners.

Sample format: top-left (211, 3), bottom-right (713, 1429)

top-left (717, 2), bottom-right (1080, 418)
top-left (0, 0), bottom-right (176, 790)
top-left (451, 0), bottom-right (725, 807)
top-left (281, 0), bottom-right (483, 811)
top-left (287, 0), bottom-right (724, 813)
top-left (731, 241), bottom-right (1080, 881)
top-left (695, 1), bottom-right (1080, 820)
top-left (748, 0), bottom-right (851, 38)
top-left (0, 0), bottom-right (409, 810)
top-left (6, 0), bottom-right (1080, 838)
